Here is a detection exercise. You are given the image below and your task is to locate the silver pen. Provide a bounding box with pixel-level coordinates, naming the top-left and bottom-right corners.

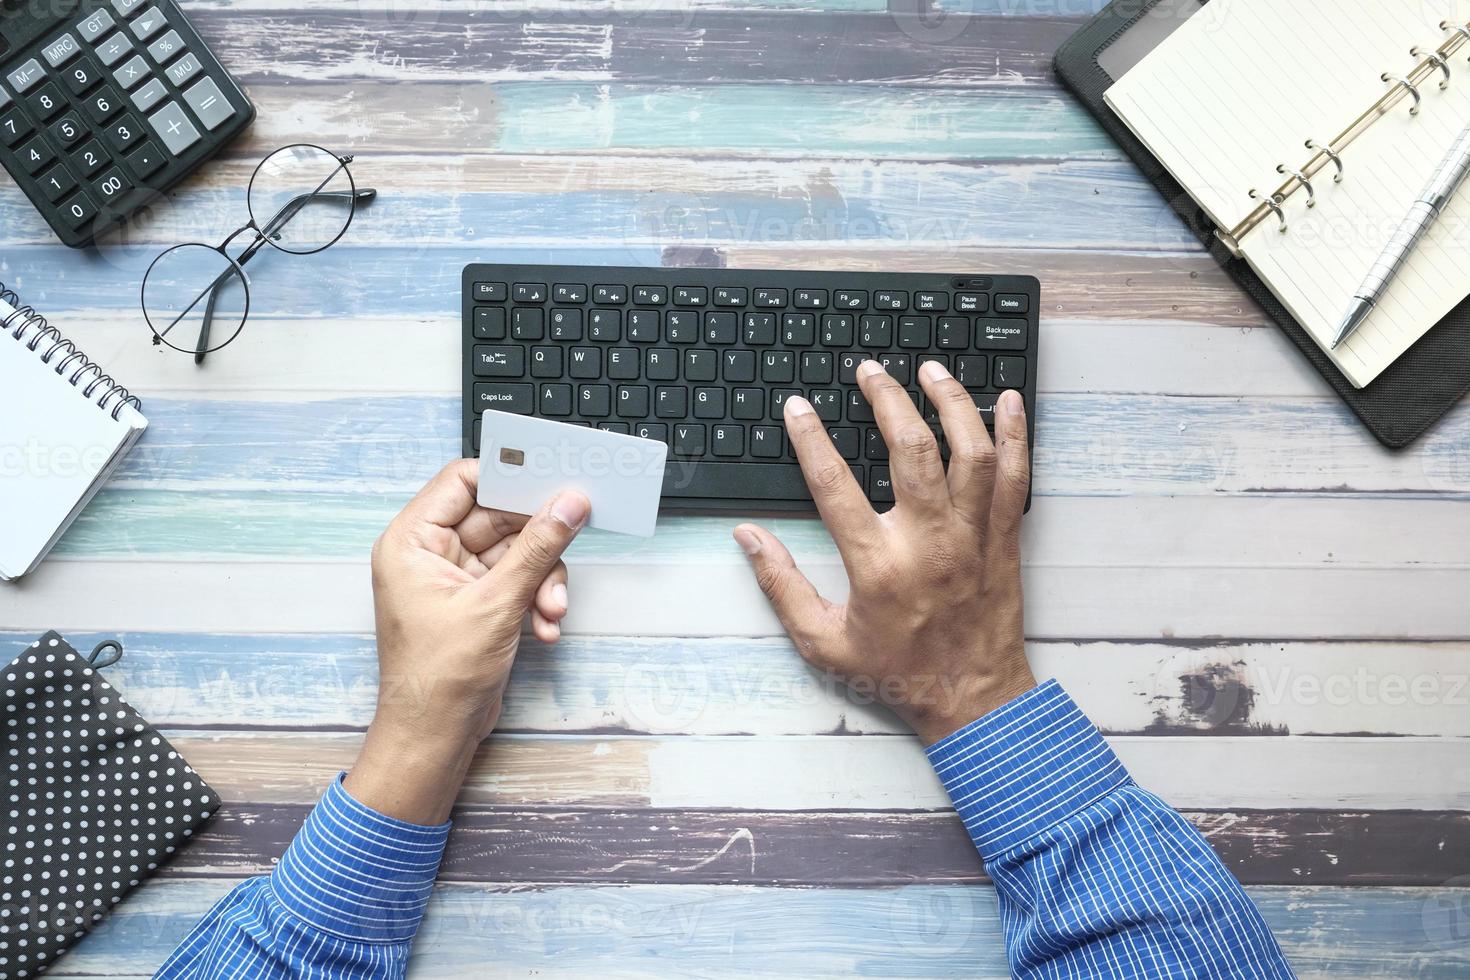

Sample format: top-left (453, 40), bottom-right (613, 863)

top-left (1332, 118), bottom-right (1470, 350)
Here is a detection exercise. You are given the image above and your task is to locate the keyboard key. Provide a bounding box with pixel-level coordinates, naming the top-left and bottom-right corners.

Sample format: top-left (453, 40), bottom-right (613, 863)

top-left (617, 385), bottom-right (649, 418)
top-left (579, 384), bottom-right (611, 417)
top-left (642, 348), bottom-right (674, 380)
top-left (473, 281), bottom-right (507, 302)
top-left (742, 312), bottom-right (775, 346)
top-left (694, 387), bottom-right (725, 419)
top-left (712, 286), bottom-right (747, 307)
top-left (673, 423), bottom-right (705, 456)
top-left (993, 355), bottom-right (1025, 389)
top-left (70, 138), bottom-right (109, 175)
top-left (665, 310), bottom-right (699, 343)
top-left (704, 311), bottom-right (737, 344)
top-left (761, 350), bottom-right (794, 383)
top-left (530, 346), bottom-right (562, 377)
top-left (845, 390), bottom-right (873, 423)
top-left (858, 315), bottom-right (892, 347)
top-left (800, 351), bottom-right (833, 384)
top-left (125, 139), bottom-right (164, 179)
top-left (102, 114), bottom-right (144, 151)
top-left (593, 284), bottom-right (626, 304)
top-left (731, 387), bottom-right (764, 420)
top-left (78, 9), bottom-right (117, 42)
top-left (661, 462), bottom-right (811, 500)
top-left (147, 100), bottom-right (200, 154)
top-left (16, 136), bottom-right (55, 174)
top-left (37, 166), bottom-right (78, 203)
top-left (782, 313), bottom-right (815, 346)
top-left (656, 387), bottom-right (687, 418)
top-left (6, 59), bottom-right (46, 95)
top-left (914, 291), bottom-right (947, 312)
top-left (146, 28), bottom-right (184, 63)
top-left (58, 191), bottom-right (98, 228)
top-left (599, 422), bottom-right (630, 434)
top-left (833, 290), bottom-right (867, 309)
top-left (568, 346), bottom-right (601, 378)
top-left (753, 288), bottom-right (786, 307)
top-left (472, 345), bottom-right (526, 377)
top-left (723, 349), bottom-right (756, 383)
top-left (540, 384), bottom-right (572, 416)
top-left (865, 428), bottom-right (888, 460)
top-left (712, 424), bottom-right (744, 457)
top-left (879, 353), bottom-right (911, 384)
top-left (587, 308), bottom-right (620, 341)
top-left (63, 60), bottom-right (101, 95)
top-left (873, 290), bottom-right (906, 310)
top-left (995, 293), bottom-right (1029, 314)
top-left (750, 426), bottom-right (783, 458)
top-left (810, 389), bottom-right (841, 422)
top-left (511, 308), bottom-right (544, 339)
top-left (956, 292), bottom-right (989, 313)
top-left (113, 54), bottom-right (149, 89)
top-left (52, 114), bottom-right (85, 146)
top-left (837, 352), bottom-right (870, 384)
top-left (627, 309), bottom-right (660, 342)
top-left (28, 83), bottom-right (65, 120)
top-left (513, 282), bottom-right (546, 302)
top-left (770, 388), bottom-right (800, 418)
top-left (553, 283), bottom-right (587, 303)
top-left (634, 422), bottom-right (668, 443)
top-left (183, 77), bottom-right (233, 130)
top-left (673, 286), bottom-right (707, 306)
top-left (474, 382), bottom-right (533, 416)
top-left (955, 355), bottom-right (987, 388)
top-left (793, 288), bottom-right (827, 309)
top-left (129, 8), bottom-right (167, 41)
top-left (92, 165), bottom-right (132, 203)
top-left (820, 315), bottom-right (853, 347)
top-left (869, 466), bottom-right (894, 503)
top-left (935, 317), bottom-right (969, 349)
top-left (633, 285), bottom-right (665, 305)
top-left (975, 318), bottom-right (1028, 351)
top-left (96, 34), bottom-right (133, 68)
top-left (971, 391), bottom-right (999, 425)
top-left (898, 316), bottom-right (931, 349)
top-left (473, 307), bottom-right (506, 339)
top-left (111, 0), bottom-right (148, 17)
top-left (41, 33), bottom-right (82, 68)
top-left (549, 308), bottom-right (582, 340)
top-left (685, 349), bottom-right (716, 382)
top-left (828, 427), bottom-right (860, 460)
top-left (130, 77), bottom-right (166, 112)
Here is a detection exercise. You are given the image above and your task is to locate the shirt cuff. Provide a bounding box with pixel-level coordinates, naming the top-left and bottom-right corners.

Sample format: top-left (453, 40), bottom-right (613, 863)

top-left (269, 772), bottom-right (451, 943)
top-left (925, 679), bottom-right (1131, 861)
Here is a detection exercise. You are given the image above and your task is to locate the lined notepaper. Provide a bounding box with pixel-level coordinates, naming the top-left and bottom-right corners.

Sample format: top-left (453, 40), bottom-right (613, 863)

top-left (1106, 0), bottom-right (1470, 388)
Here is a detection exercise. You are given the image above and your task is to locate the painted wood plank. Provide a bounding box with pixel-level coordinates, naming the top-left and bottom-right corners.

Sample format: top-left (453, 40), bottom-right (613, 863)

top-left (168, 803), bottom-right (1470, 887)
top-left (156, 732), bottom-right (1470, 809)
top-left (9, 628), bottom-right (1470, 737)
top-left (188, 10), bottom-right (1083, 85)
top-left (198, 0), bottom-right (1108, 14)
top-left (9, 558), bottom-right (1470, 639)
top-left (48, 880), bottom-right (1470, 979)
top-left (2, 159), bottom-right (1177, 249)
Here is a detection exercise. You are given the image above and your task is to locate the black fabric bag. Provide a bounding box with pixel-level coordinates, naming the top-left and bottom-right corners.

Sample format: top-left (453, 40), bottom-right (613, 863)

top-left (1, 631), bottom-right (220, 979)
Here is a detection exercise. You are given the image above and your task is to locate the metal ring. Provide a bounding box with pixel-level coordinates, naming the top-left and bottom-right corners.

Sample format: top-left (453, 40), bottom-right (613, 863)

top-left (1250, 189), bottom-right (1289, 233)
top-left (1305, 140), bottom-right (1345, 183)
top-left (1382, 73), bottom-right (1423, 114)
top-left (116, 392), bottom-right (143, 420)
top-left (54, 350), bottom-right (88, 376)
top-left (83, 372), bottom-right (114, 399)
top-left (1443, 22), bottom-right (1470, 56)
top-left (25, 323), bottom-right (62, 352)
top-left (70, 360), bottom-right (101, 387)
top-left (1277, 164), bottom-right (1316, 207)
top-left (1413, 47), bottom-right (1452, 88)
top-left (42, 338), bottom-right (76, 365)
top-left (6, 305), bottom-right (38, 339)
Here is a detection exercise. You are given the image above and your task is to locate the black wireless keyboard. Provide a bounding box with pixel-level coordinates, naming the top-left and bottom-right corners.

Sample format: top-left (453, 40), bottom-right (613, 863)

top-left (461, 264), bottom-right (1039, 513)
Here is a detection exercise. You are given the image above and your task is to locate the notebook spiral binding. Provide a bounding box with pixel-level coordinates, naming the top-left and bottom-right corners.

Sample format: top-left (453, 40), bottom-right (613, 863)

top-left (1221, 18), bottom-right (1470, 255)
top-left (0, 281), bottom-right (142, 421)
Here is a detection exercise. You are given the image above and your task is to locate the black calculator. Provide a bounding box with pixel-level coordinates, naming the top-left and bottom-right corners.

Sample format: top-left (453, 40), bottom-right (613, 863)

top-left (0, 0), bottom-right (253, 247)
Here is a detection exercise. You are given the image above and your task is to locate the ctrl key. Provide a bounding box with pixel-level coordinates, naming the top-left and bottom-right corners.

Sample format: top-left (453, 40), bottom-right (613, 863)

top-left (473, 382), bottom-right (534, 416)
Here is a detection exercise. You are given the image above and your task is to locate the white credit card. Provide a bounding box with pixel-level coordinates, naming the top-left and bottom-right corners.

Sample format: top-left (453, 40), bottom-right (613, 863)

top-left (476, 411), bottom-right (668, 537)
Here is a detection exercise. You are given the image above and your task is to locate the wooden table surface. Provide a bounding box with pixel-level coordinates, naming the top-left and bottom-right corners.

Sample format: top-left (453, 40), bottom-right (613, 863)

top-left (4, 0), bottom-right (1469, 976)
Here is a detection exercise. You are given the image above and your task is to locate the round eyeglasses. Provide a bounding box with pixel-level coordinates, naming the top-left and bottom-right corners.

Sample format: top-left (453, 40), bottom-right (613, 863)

top-left (142, 144), bottom-right (376, 363)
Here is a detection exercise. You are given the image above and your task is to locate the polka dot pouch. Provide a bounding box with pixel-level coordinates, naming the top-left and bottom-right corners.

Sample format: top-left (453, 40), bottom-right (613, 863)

top-left (2, 632), bottom-right (221, 979)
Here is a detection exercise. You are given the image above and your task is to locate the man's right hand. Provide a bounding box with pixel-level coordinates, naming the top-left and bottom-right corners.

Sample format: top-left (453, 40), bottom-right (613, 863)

top-left (733, 359), bottom-right (1037, 745)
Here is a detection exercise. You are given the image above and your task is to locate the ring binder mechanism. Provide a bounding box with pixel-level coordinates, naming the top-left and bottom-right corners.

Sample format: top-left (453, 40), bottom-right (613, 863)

top-left (0, 281), bottom-right (142, 421)
top-left (1218, 19), bottom-right (1470, 256)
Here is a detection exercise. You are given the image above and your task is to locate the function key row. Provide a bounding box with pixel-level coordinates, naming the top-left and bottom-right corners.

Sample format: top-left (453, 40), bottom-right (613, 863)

top-left (472, 281), bottom-right (1030, 314)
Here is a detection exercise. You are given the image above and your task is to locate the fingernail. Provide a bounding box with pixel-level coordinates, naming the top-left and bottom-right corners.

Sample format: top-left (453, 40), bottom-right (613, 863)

top-left (785, 396), bottom-right (814, 418)
top-left (550, 492), bottom-right (590, 530)
top-left (919, 359), bottom-right (951, 382)
top-left (1001, 389), bottom-right (1024, 416)
top-left (856, 359), bottom-right (883, 379)
top-left (734, 527), bottom-right (762, 556)
top-left (551, 582), bottom-right (568, 609)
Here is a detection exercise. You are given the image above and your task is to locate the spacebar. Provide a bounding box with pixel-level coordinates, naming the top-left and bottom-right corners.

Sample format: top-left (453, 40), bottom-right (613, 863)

top-left (662, 462), bottom-right (813, 500)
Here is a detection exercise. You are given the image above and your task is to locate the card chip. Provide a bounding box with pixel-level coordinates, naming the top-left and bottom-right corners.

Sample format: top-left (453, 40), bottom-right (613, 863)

top-left (499, 447), bottom-right (525, 466)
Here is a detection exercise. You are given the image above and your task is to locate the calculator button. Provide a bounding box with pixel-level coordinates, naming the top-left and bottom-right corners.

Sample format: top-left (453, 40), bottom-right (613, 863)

top-left (129, 8), bottom-right (167, 41)
top-left (125, 140), bottom-right (164, 178)
top-left (110, 0), bottom-right (148, 18)
top-left (59, 192), bottom-right (99, 229)
top-left (183, 77), bottom-right (232, 130)
top-left (81, 86), bottom-right (124, 123)
top-left (96, 33), bottom-right (133, 67)
top-left (27, 83), bottom-right (66, 120)
top-left (78, 8), bottom-right (117, 42)
top-left (6, 59), bottom-right (46, 94)
top-left (52, 114), bottom-right (86, 146)
top-left (16, 136), bottom-right (57, 174)
top-left (163, 52), bottom-right (201, 86)
top-left (130, 77), bottom-right (166, 112)
top-left (146, 28), bottom-right (184, 64)
top-left (148, 100), bottom-right (199, 154)
top-left (42, 33), bottom-right (82, 68)
top-left (102, 114), bottom-right (143, 151)
top-left (113, 54), bottom-right (150, 89)
top-left (0, 85), bottom-right (10, 110)
top-left (0, 109), bottom-right (32, 147)
top-left (62, 60), bottom-right (101, 95)
top-left (70, 138), bottom-right (110, 176)
top-left (92, 165), bottom-right (131, 202)
top-left (37, 166), bottom-right (78, 203)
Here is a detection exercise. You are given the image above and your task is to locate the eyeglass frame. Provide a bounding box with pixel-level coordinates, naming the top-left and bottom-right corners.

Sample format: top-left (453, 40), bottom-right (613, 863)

top-left (141, 143), bottom-right (376, 364)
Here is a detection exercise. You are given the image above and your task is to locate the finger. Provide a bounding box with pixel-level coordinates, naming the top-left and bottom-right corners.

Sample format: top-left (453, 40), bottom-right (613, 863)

top-left (990, 389), bottom-right (1031, 541)
top-left (534, 562), bottom-right (570, 624)
top-left (455, 507), bottom-right (531, 555)
top-left (530, 608), bottom-right (562, 643)
top-left (394, 458), bottom-right (482, 529)
top-left (733, 523), bottom-right (842, 670)
top-left (783, 397), bottom-right (882, 561)
top-left (918, 359), bottom-right (996, 526)
top-left (477, 531), bottom-right (517, 569)
top-left (475, 491), bottom-right (590, 611)
top-left (855, 360), bottom-right (948, 517)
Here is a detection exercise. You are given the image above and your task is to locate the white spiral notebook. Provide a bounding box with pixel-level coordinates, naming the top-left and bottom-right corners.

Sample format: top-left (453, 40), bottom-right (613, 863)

top-left (0, 284), bottom-right (147, 580)
top-left (1105, 0), bottom-right (1470, 388)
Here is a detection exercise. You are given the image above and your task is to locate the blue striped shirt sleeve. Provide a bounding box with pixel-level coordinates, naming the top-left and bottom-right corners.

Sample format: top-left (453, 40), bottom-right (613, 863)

top-left (156, 773), bottom-right (449, 979)
top-left (926, 680), bottom-right (1296, 980)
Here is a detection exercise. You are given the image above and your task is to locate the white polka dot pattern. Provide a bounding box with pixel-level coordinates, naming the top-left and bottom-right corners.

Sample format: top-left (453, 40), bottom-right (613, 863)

top-left (1, 632), bottom-right (220, 980)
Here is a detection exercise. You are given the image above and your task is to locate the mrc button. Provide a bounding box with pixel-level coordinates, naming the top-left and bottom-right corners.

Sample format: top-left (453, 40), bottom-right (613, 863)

top-left (976, 318), bottom-right (1029, 351)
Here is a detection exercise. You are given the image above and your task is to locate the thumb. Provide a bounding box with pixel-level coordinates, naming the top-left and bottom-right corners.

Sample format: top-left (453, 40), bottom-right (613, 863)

top-left (733, 523), bottom-right (834, 660)
top-left (479, 491), bottom-right (590, 610)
